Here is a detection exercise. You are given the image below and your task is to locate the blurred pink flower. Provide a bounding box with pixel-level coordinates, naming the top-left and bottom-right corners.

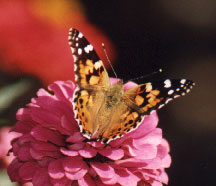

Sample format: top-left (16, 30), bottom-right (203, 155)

top-left (0, 0), bottom-right (115, 85)
top-left (7, 80), bottom-right (171, 186)
top-left (0, 127), bottom-right (21, 168)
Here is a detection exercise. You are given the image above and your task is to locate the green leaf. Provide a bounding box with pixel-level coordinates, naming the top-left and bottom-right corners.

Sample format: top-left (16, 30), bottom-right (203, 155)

top-left (0, 79), bottom-right (32, 113)
top-left (0, 170), bottom-right (17, 186)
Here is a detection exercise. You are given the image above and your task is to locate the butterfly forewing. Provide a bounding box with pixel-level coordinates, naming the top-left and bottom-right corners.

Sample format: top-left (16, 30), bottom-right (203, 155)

top-left (68, 28), bottom-right (109, 88)
top-left (69, 28), bottom-right (110, 139)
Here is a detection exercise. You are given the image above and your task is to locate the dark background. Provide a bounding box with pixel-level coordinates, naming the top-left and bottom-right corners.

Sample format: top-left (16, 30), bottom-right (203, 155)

top-left (0, 1), bottom-right (215, 186)
top-left (82, 1), bottom-right (215, 186)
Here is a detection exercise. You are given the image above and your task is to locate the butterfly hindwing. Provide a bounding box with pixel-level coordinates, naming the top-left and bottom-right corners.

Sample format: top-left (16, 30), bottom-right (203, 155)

top-left (124, 78), bottom-right (194, 114)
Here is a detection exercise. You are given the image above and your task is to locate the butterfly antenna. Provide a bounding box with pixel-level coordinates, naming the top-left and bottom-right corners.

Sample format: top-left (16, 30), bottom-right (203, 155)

top-left (129, 68), bottom-right (163, 82)
top-left (102, 43), bottom-right (118, 79)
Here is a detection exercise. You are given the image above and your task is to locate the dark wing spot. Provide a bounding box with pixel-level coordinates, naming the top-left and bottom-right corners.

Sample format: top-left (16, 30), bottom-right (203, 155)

top-left (79, 98), bottom-right (83, 104)
top-left (85, 118), bottom-right (88, 122)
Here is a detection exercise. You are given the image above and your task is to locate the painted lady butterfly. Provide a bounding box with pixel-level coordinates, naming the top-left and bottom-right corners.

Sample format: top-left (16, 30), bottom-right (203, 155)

top-left (68, 28), bottom-right (194, 144)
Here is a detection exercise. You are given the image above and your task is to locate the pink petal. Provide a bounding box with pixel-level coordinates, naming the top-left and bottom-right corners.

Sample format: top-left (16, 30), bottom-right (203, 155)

top-left (7, 159), bottom-right (23, 181)
top-left (157, 139), bottom-right (170, 159)
top-left (79, 145), bottom-right (97, 158)
top-left (37, 157), bottom-right (54, 168)
top-left (61, 115), bottom-right (78, 134)
top-left (158, 170), bottom-right (169, 184)
top-left (19, 162), bottom-right (38, 180)
top-left (17, 134), bottom-right (34, 145)
top-left (78, 174), bottom-right (96, 186)
top-left (62, 157), bottom-right (87, 173)
top-left (31, 141), bottom-right (59, 151)
top-left (126, 112), bottom-right (159, 139)
top-left (90, 162), bottom-right (115, 179)
top-left (109, 78), bottom-right (120, 85)
top-left (48, 81), bottom-right (75, 101)
top-left (16, 108), bottom-right (32, 121)
top-left (60, 147), bottom-right (79, 157)
top-left (95, 180), bottom-right (116, 186)
top-left (50, 177), bottom-right (72, 186)
top-left (150, 180), bottom-right (163, 186)
top-left (161, 154), bottom-right (172, 168)
top-left (65, 168), bottom-right (88, 180)
top-left (99, 147), bottom-right (124, 160)
top-left (100, 173), bottom-right (118, 185)
top-left (116, 157), bottom-right (162, 169)
top-left (30, 107), bottom-right (60, 128)
top-left (36, 88), bottom-right (52, 97)
top-left (115, 167), bottom-right (140, 186)
top-left (32, 168), bottom-right (52, 186)
top-left (132, 128), bottom-right (162, 148)
top-left (31, 126), bottom-right (65, 146)
top-left (87, 141), bottom-right (105, 149)
top-left (48, 159), bottom-right (65, 179)
top-left (13, 121), bottom-right (33, 134)
top-left (123, 81), bottom-right (138, 91)
top-left (66, 132), bottom-right (84, 143)
top-left (124, 144), bottom-right (157, 159)
top-left (17, 144), bottom-right (32, 161)
top-left (69, 143), bottom-right (85, 150)
top-left (30, 148), bottom-right (61, 160)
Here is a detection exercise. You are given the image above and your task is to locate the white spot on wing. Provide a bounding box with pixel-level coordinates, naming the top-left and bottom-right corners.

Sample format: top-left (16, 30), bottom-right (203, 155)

top-left (78, 48), bottom-right (82, 55)
top-left (84, 44), bottom-right (94, 53)
top-left (164, 79), bottom-right (171, 88)
top-left (165, 98), bottom-right (172, 104)
top-left (174, 95), bottom-right (180, 98)
top-left (180, 79), bottom-right (186, 84)
top-left (73, 55), bottom-right (77, 62)
top-left (158, 104), bottom-right (164, 109)
top-left (168, 89), bottom-right (174, 95)
top-left (75, 74), bottom-right (78, 81)
top-left (95, 61), bottom-right (102, 69)
top-left (74, 64), bottom-right (77, 71)
top-left (78, 32), bottom-right (83, 38)
top-left (71, 47), bottom-right (75, 53)
top-left (76, 43), bottom-right (79, 47)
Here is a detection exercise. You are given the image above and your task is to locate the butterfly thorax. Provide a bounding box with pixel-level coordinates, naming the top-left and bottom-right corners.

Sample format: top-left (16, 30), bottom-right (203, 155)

top-left (105, 81), bottom-right (124, 108)
top-left (92, 81), bottom-right (124, 137)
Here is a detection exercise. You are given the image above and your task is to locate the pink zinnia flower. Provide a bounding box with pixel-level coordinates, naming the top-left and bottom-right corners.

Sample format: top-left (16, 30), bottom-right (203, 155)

top-left (7, 79), bottom-right (171, 186)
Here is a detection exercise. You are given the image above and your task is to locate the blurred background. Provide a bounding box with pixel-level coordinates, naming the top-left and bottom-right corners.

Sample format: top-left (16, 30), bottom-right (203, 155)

top-left (0, 0), bottom-right (215, 186)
